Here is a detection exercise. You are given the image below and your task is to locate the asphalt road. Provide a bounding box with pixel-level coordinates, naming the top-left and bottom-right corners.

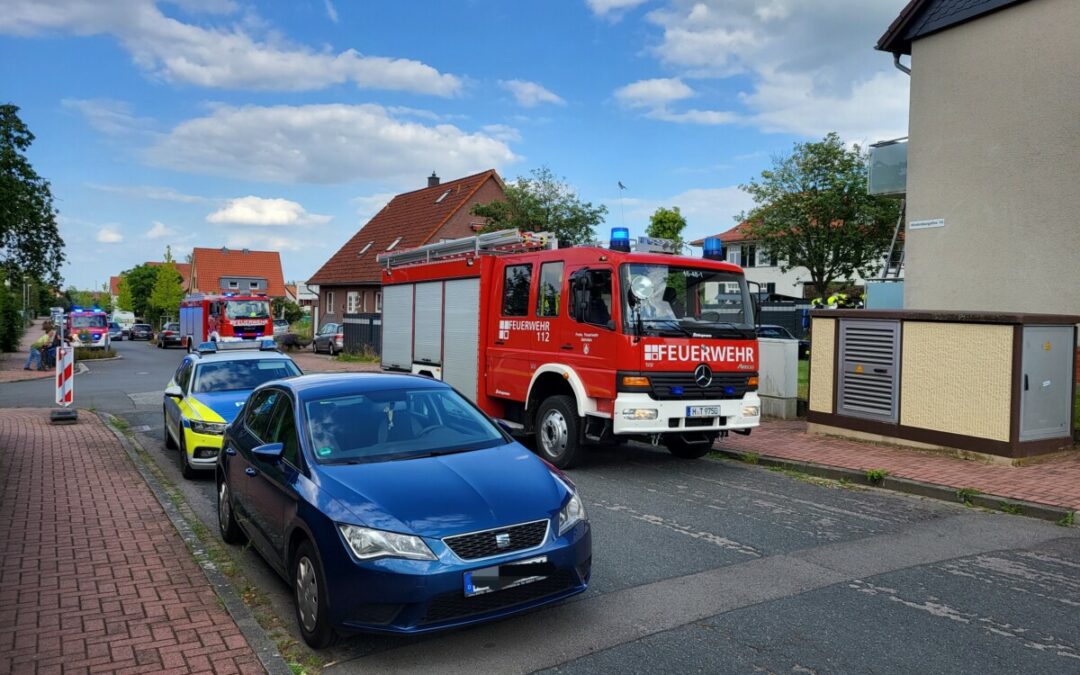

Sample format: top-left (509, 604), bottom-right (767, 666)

top-left (5, 342), bottom-right (1079, 674)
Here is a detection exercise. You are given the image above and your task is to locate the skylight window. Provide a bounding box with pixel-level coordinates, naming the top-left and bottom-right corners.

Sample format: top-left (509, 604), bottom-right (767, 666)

top-left (386, 236), bottom-right (402, 251)
top-left (358, 241), bottom-right (373, 256)
top-left (435, 189), bottom-right (452, 204)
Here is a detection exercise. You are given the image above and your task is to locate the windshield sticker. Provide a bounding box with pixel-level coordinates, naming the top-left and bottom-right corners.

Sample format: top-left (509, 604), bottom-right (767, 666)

top-left (317, 447), bottom-right (333, 457)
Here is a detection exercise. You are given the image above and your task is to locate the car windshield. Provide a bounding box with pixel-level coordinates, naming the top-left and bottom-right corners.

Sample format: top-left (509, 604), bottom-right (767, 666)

top-left (759, 326), bottom-right (794, 339)
top-left (134, 324), bottom-right (150, 330)
top-left (109, 323), bottom-right (120, 330)
top-left (193, 359), bottom-right (301, 393)
top-left (305, 388), bottom-right (505, 464)
top-left (165, 323), bottom-right (179, 331)
top-left (620, 264), bottom-right (755, 338)
top-left (71, 315), bottom-right (108, 328)
top-left (225, 300), bottom-right (270, 320)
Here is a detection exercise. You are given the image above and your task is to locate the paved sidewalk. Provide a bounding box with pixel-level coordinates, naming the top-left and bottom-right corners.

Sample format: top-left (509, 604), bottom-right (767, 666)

top-left (0, 318), bottom-right (53, 384)
top-left (718, 419), bottom-right (1080, 511)
top-left (0, 409), bottom-right (264, 674)
top-left (287, 350), bottom-right (380, 374)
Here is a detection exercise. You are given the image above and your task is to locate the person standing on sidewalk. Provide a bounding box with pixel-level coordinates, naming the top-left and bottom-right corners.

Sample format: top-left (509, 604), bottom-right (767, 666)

top-left (23, 329), bottom-right (52, 371)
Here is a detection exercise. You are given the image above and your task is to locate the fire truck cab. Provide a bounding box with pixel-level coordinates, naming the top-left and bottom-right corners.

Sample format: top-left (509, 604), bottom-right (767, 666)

top-left (179, 293), bottom-right (273, 351)
top-left (67, 306), bottom-right (111, 349)
top-left (378, 230), bottom-right (761, 468)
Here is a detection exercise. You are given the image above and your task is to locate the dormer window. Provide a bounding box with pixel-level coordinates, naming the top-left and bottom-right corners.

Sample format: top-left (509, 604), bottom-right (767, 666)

top-left (358, 241), bottom-right (373, 256)
top-left (435, 189), bottom-right (452, 204)
top-left (386, 236), bottom-right (402, 251)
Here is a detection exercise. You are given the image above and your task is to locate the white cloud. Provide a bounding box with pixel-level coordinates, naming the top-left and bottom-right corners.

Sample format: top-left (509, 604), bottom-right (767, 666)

top-left (499, 80), bottom-right (566, 108)
top-left (147, 103), bottom-right (519, 185)
top-left (145, 221), bottom-right (178, 239)
top-left (207, 196), bottom-right (332, 226)
top-left (1, 0), bottom-right (460, 96)
top-left (323, 0), bottom-right (338, 23)
top-left (88, 183), bottom-right (211, 203)
top-left (614, 77), bottom-right (693, 108)
top-left (96, 225), bottom-right (124, 243)
top-left (586, 0), bottom-right (649, 18)
top-left (481, 124), bottom-right (522, 143)
top-left (61, 98), bottom-right (154, 136)
top-left (615, 0), bottom-right (908, 140)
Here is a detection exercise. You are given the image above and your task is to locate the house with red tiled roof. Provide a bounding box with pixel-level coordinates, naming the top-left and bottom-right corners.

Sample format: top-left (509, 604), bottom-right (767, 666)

top-left (109, 275), bottom-right (122, 306)
top-left (189, 248), bottom-right (287, 297)
top-left (308, 170), bottom-right (505, 329)
top-left (691, 222), bottom-right (902, 299)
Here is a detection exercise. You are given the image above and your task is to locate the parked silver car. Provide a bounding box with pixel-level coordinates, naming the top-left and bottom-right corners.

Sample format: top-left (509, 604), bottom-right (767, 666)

top-left (312, 322), bottom-right (343, 355)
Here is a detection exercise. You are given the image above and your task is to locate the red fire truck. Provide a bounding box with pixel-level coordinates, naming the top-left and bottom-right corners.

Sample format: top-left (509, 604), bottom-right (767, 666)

top-left (377, 229), bottom-right (761, 468)
top-left (178, 293), bottom-right (274, 350)
top-left (67, 306), bottom-right (111, 349)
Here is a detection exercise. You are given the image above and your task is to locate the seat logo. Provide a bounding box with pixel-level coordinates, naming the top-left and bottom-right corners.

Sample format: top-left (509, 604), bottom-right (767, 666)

top-left (495, 532), bottom-right (511, 549)
top-left (694, 363), bottom-right (713, 388)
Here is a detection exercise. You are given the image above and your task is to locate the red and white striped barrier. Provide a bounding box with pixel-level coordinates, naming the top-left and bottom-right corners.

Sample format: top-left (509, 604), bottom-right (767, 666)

top-left (55, 346), bottom-right (74, 407)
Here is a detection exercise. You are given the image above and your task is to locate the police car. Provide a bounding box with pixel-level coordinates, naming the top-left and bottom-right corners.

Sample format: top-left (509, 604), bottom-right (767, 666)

top-left (164, 340), bottom-right (302, 479)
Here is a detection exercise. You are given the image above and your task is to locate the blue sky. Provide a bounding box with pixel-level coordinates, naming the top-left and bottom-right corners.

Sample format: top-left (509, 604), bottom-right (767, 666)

top-left (0, 0), bottom-right (909, 290)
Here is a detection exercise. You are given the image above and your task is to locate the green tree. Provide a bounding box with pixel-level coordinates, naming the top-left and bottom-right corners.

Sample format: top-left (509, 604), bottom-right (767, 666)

top-left (0, 105), bottom-right (65, 284)
top-left (471, 167), bottom-right (607, 247)
top-left (272, 297), bottom-right (304, 324)
top-left (0, 269), bottom-right (24, 351)
top-left (116, 275), bottom-right (133, 311)
top-left (147, 262), bottom-right (183, 325)
top-left (646, 206), bottom-right (688, 251)
top-left (740, 132), bottom-right (901, 299)
top-left (122, 264), bottom-right (159, 319)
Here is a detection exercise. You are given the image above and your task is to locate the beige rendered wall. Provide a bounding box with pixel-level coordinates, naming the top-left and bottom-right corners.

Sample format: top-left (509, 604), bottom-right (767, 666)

top-left (899, 322), bottom-right (1013, 441)
top-left (808, 318), bottom-right (836, 413)
top-left (904, 0), bottom-right (1080, 316)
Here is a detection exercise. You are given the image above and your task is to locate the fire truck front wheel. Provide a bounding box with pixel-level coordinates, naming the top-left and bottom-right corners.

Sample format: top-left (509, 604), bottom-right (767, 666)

top-left (664, 432), bottom-right (718, 460)
top-left (536, 395), bottom-right (582, 469)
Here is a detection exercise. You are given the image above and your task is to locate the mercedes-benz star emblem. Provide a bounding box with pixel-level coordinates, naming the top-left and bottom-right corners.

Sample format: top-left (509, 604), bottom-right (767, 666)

top-left (694, 363), bottom-right (713, 388)
top-left (495, 532), bottom-right (511, 549)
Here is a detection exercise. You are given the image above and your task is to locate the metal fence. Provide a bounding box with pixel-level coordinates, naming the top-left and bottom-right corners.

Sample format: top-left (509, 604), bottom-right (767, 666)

top-left (341, 313), bottom-right (382, 355)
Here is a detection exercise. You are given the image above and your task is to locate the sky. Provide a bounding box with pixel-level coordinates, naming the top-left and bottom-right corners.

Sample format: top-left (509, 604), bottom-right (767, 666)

top-left (0, 0), bottom-right (910, 290)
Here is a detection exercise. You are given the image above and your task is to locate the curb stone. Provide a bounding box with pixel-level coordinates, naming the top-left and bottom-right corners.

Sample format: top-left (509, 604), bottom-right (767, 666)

top-left (710, 448), bottom-right (1076, 525)
top-left (98, 412), bottom-right (294, 675)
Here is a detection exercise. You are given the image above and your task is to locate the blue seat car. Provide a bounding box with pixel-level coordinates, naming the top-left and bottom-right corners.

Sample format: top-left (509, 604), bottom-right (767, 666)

top-left (216, 373), bottom-right (591, 647)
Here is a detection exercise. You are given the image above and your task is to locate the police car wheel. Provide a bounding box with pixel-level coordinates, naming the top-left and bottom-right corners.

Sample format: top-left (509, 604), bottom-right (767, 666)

top-left (177, 429), bottom-right (197, 480)
top-left (164, 409), bottom-right (177, 450)
top-left (536, 395), bottom-right (581, 469)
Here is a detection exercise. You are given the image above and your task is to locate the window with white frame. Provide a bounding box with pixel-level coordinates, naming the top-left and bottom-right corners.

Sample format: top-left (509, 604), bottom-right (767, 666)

top-left (375, 291), bottom-right (382, 313)
top-left (346, 291), bottom-right (360, 314)
top-left (758, 248), bottom-right (773, 267)
top-left (726, 249), bottom-right (740, 266)
top-left (325, 291), bottom-right (335, 314)
top-left (742, 244), bottom-right (757, 268)
top-left (228, 280), bottom-right (239, 289)
top-left (249, 281), bottom-right (259, 289)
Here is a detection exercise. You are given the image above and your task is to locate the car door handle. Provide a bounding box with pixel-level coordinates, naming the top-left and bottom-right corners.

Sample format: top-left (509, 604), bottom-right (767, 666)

top-left (225, 446), bottom-right (236, 456)
top-left (245, 467), bottom-right (258, 477)
top-left (561, 343), bottom-right (574, 350)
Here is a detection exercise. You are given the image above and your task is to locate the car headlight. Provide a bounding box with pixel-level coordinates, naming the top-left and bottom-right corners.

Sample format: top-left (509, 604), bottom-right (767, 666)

top-left (338, 524), bottom-right (436, 561)
top-left (189, 419), bottom-right (226, 435)
top-left (741, 405), bottom-right (760, 418)
top-left (558, 490), bottom-right (587, 536)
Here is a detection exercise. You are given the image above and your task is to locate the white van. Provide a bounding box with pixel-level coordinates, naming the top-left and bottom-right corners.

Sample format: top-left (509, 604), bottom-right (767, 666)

top-left (111, 310), bottom-right (136, 336)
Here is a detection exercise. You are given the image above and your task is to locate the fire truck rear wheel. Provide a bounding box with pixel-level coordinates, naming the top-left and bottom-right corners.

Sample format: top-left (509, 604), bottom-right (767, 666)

top-left (536, 395), bottom-right (582, 469)
top-left (664, 433), bottom-right (717, 459)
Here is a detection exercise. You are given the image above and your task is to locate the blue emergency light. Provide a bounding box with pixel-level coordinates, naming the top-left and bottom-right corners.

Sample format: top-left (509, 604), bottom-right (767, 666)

top-left (703, 237), bottom-right (725, 261)
top-left (610, 227), bottom-right (631, 252)
top-left (671, 386), bottom-right (684, 396)
top-left (72, 307), bottom-right (82, 312)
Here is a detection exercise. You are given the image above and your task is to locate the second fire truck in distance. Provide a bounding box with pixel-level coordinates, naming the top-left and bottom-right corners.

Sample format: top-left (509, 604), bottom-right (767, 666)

top-left (377, 229), bottom-right (761, 468)
top-left (178, 293), bottom-right (274, 351)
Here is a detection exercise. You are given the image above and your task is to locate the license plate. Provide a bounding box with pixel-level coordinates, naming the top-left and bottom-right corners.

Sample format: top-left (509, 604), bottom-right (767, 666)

top-left (686, 406), bottom-right (720, 417)
top-left (464, 556), bottom-right (550, 597)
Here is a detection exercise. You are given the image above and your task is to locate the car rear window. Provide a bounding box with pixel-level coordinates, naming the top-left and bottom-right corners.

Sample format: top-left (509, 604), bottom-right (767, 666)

top-left (305, 388), bottom-right (504, 464)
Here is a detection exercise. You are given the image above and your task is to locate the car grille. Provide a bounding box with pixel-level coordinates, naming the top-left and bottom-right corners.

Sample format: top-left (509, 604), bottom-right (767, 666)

top-left (418, 571), bottom-right (577, 626)
top-left (648, 372), bottom-right (756, 400)
top-left (443, 520), bottom-right (549, 561)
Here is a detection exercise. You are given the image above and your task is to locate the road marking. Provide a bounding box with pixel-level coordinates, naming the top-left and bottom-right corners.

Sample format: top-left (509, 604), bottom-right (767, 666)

top-left (593, 499), bottom-right (760, 557)
top-left (127, 391), bottom-right (161, 407)
top-left (326, 513), bottom-right (1072, 675)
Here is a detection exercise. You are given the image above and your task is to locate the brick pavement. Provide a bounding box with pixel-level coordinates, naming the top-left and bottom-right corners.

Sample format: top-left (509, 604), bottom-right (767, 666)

top-left (287, 350), bottom-right (381, 374)
top-left (0, 409), bottom-right (264, 674)
top-left (718, 419), bottom-right (1080, 511)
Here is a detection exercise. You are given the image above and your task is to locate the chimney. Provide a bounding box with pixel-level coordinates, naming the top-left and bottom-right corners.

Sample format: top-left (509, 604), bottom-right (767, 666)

top-left (242, 248), bottom-right (249, 254)
top-left (220, 246), bottom-right (228, 254)
top-left (427, 171), bottom-right (440, 188)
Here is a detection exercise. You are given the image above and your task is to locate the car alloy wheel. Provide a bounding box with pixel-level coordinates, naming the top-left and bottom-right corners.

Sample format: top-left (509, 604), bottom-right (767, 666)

top-left (218, 480), bottom-right (242, 544)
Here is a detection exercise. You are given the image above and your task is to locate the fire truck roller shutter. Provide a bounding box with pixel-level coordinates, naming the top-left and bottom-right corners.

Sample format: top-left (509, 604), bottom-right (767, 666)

top-left (381, 284), bottom-right (414, 370)
top-left (413, 282), bottom-right (443, 366)
top-left (442, 278), bottom-right (480, 399)
top-left (526, 364), bottom-right (601, 418)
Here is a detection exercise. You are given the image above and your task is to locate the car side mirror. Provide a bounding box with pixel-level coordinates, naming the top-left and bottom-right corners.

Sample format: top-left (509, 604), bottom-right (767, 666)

top-left (164, 384), bottom-right (182, 398)
top-left (253, 442), bottom-right (284, 462)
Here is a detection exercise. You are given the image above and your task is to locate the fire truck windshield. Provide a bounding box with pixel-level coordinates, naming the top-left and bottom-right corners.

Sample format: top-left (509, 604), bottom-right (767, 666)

top-left (225, 300), bottom-right (270, 320)
top-left (71, 315), bottom-right (107, 329)
top-left (621, 264), bottom-right (755, 338)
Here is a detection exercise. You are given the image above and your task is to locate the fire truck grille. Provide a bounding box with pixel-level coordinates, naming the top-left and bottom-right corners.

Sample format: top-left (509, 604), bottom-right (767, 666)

top-left (649, 372), bottom-right (756, 400)
top-left (443, 520), bottom-right (549, 560)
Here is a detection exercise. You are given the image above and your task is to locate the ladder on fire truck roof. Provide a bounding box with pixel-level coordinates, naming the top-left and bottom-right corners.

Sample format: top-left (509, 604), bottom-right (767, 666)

top-left (377, 229), bottom-right (557, 269)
